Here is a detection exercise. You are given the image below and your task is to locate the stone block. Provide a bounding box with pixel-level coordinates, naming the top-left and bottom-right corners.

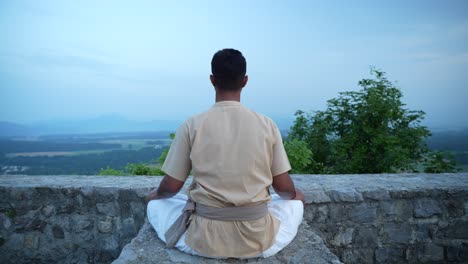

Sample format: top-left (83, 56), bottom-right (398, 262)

top-left (414, 198), bottom-right (442, 218)
top-left (414, 223), bottom-right (432, 242)
top-left (4, 233), bottom-right (23, 249)
top-left (57, 202), bottom-right (75, 214)
top-left (443, 199), bottom-right (464, 217)
top-left (96, 202), bottom-right (118, 216)
top-left (328, 188), bottom-right (363, 202)
top-left (121, 217), bottom-right (137, 239)
top-left (443, 220), bottom-right (468, 239)
top-left (305, 190), bottom-right (331, 203)
top-left (362, 189), bottom-right (391, 201)
top-left (380, 200), bottom-right (412, 222)
top-left (416, 243), bottom-right (444, 262)
top-left (52, 225), bottom-right (65, 239)
top-left (98, 216), bottom-right (113, 233)
top-left (329, 204), bottom-right (349, 222)
top-left (79, 186), bottom-right (95, 198)
top-left (15, 217), bottom-right (47, 233)
top-left (23, 233), bottom-right (40, 249)
top-left (350, 203), bottom-right (377, 223)
top-left (330, 227), bottom-right (354, 246)
top-left (118, 189), bottom-right (140, 203)
top-left (375, 246), bottom-right (405, 263)
top-left (72, 214), bottom-right (93, 232)
top-left (41, 205), bottom-right (56, 217)
top-left (342, 248), bottom-right (373, 264)
top-left (133, 187), bottom-right (152, 199)
top-left (100, 235), bottom-right (119, 251)
top-left (382, 223), bottom-right (412, 244)
top-left (445, 243), bottom-right (468, 262)
top-left (305, 204), bottom-right (329, 223)
top-left (62, 188), bottom-right (80, 198)
top-left (0, 213), bottom-right (12, 230)
top-left (353, 226), bottom-right (379, 247)
top-left (129, 201), bottom-right (145, 220)
top-left (95, 187), bottom-right (119, 203)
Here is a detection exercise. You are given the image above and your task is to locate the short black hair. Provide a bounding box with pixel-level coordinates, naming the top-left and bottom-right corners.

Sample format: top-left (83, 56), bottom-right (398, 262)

top-left (211, 48), bottom-right (247, 91)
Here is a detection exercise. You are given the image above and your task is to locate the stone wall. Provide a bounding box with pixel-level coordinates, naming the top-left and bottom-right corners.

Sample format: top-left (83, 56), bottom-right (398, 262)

top-left (0, 176), bottom-right (156, 263)
top-left (297, 174), bottom-right (468, 263)
top-left (0, 173), bottom-right (467, 264)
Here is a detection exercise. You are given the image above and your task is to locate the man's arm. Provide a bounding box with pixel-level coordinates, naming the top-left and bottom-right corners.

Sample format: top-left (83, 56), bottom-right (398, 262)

top-left (145, 175), bottom-right (185, 204)
top-left (272, 172), bottom-right (305, 206)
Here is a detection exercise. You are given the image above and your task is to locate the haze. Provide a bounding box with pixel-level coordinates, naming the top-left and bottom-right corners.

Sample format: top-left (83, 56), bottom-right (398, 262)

top-left (1, 0), bottom-right (467, 130)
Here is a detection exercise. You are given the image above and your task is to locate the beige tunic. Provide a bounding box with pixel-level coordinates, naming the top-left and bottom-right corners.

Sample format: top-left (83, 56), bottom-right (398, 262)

top-left (161, 100), bottom-right (291, 257)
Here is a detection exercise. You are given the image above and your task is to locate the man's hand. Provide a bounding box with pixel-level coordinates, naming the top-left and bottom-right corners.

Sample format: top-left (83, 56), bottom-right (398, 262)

top-left (145, 175), bottom-right (185, 205)
top-left (272, 172), bottom-right (305, 207)
top-left (145, 188), bottom-right (159, 205)
top-left (293, 188), bottom-right (306, 206)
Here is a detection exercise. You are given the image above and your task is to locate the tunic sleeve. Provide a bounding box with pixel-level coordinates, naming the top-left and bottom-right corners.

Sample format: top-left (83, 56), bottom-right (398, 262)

top-left (271, 124), bottom-right (292, 176)
top-left (161, 121), bottom-right (192, 182)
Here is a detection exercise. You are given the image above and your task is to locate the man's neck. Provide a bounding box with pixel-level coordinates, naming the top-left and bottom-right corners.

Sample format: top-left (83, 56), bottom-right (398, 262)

top-left (215, 91), bottom-right (241, 103)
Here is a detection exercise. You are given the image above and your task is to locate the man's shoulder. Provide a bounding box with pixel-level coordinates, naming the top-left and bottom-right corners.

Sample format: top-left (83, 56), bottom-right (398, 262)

top-left (181, 104), bottom-right (279, 131)
top-left (242, 107), bottom-right (279, 131)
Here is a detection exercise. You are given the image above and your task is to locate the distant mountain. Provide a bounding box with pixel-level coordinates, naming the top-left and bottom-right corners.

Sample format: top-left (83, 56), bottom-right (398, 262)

top-left (0, 121), bottom-right (35, 137)
top-left (0, 115), bottom-right (182, 137)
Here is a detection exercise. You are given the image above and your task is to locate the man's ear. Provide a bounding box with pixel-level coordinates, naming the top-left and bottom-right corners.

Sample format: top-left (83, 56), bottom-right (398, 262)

top-left (241, 75), bottom-right (248, 88)
top-left (210, 74), bottom-right (216, 87)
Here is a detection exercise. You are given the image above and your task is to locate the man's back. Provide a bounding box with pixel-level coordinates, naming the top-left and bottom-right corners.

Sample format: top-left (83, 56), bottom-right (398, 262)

top-left (162, 100), bottom-right (291, 257)
top-left (188, 100), bottom-right (290, 206)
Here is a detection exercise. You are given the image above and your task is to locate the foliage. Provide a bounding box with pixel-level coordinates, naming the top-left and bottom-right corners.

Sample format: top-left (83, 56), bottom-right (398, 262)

top-left (126, 163), bottom-right (165, 176)
top-left (158, 133), bottom-right (175, 164)
top-left (283, 138), bottom-right (313, 173)
top-left (98, 163), bottom-right (165, 176)
top-left (99, 166), bottom-right (126, 176)
top-left (423, 151), bottom-right (460, 173)
top-left (97, 133), bottom-right (174, 176)
top-left (288, 68), bottom-right (433, 174)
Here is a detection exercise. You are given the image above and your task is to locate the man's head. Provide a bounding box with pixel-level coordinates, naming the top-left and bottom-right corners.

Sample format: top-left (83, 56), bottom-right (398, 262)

top-left (210, 49), bottom-right (248, 91)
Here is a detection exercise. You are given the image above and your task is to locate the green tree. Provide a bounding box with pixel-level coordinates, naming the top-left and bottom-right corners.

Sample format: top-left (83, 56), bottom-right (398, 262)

top-left (288, 68), bottom-right (431, 174)
top-left (283, 138), bottom-right (313, 173)
top-left (423, 151), bottom-right (460, 173)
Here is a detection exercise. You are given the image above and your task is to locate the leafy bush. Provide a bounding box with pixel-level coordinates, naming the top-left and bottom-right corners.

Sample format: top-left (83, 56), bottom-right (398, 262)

top-left (423, 151), bottom-right (460, 173)
top-left (288, 68), bottom-right (433, 174)
top-left (99, 166), bottom-right (126, 176)
top-left (284, 138), bottom-right (313, 173)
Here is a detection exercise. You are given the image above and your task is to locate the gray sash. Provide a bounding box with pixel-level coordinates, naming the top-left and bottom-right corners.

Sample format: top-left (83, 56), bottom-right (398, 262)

top-left (164, 200), bottom-right (268, 248)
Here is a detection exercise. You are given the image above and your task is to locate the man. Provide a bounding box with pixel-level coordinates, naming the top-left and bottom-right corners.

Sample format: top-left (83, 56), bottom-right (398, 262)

top-left (145, 48), bottom-right (305, 259)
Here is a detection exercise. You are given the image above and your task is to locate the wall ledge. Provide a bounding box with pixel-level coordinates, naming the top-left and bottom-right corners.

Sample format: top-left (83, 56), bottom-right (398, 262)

top-left (1, 173), bottom-right (467, 264)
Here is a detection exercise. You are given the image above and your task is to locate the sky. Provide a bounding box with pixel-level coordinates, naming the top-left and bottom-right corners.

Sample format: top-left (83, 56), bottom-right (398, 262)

top-left (1, 0), bottom-right (467, 129)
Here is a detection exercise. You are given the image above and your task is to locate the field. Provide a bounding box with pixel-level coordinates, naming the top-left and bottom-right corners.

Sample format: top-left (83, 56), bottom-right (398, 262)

top-left (0, 132), bottom-right (172, 175)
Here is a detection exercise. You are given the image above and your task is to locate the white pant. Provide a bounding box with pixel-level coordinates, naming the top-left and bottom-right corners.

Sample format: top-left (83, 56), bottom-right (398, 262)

top-left (147, 193), bottom-right (304, 258)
